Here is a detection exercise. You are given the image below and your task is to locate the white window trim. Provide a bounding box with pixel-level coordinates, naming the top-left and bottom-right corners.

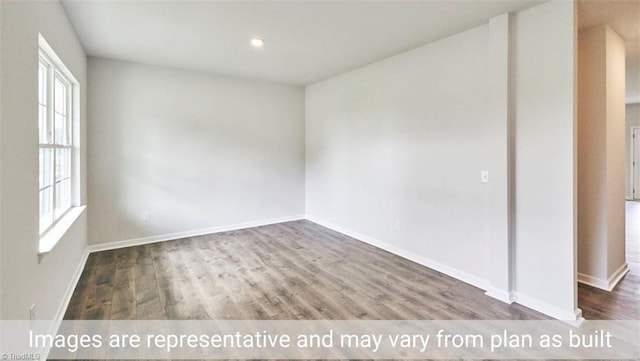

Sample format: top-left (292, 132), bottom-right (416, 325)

top-left (39, 51), bottom-right (73, 234)
top-left (38, 34), bottom-right (82, 257)
top-left (39, 206), bottom-right (86, 256)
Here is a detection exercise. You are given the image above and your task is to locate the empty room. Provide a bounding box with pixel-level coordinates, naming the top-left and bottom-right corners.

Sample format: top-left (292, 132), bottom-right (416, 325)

top-left (0, 0), bottom-right (638, 359)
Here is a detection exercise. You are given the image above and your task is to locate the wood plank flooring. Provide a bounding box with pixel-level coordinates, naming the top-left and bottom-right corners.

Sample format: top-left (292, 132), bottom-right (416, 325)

top-left (65, 218), bottom-right (639, 322)
top-left (64, 220), bottom-right (549, 321)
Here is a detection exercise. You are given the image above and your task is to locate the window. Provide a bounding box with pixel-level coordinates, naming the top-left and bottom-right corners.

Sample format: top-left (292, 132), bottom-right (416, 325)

top-left (38, 47), bottom-right (74, 236)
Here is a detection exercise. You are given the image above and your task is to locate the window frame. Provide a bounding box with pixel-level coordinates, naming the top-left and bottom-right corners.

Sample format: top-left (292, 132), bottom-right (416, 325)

top-left (38, 49), bottom-right (74, 237)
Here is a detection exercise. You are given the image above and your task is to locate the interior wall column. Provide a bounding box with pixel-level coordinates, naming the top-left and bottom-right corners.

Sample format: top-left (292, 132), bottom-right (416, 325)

top-left (485, 12), bottom-right (514, 303)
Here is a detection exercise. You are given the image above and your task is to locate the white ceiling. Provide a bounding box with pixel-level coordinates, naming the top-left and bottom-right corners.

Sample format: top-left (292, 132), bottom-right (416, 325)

top-left (578, 0), bottom-right (640, 104)
top-left (578, 0), bottom-right (640, 65)
top-left (578, 0), bottom-right (640, 40)
top-left (61, 0), bottom-right (543, 85)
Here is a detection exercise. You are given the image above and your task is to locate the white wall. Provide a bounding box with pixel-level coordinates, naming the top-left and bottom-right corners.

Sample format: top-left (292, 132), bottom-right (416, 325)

top-left (605, 27), bottom-right (627, 283)
top-left (577, 25), bottom-right (627, 290)
top-left (306, 0), bottom-right (578, 320)
top-left (627, 103), bottom-right (640, 198)
top-left (87, 58), bottom-right (305, 246)
top-left (577, 25), bottom-right (608, 284)
top-left (512, 0), bottom-right (577, 319)
top-left (0, 1), bottom-right (87, 320)
top-left (306, 25), bottom-right (493, 287)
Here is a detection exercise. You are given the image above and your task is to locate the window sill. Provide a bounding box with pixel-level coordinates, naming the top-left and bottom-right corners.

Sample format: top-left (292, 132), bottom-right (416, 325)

top-left (39, 205), bottom-right (86, 258)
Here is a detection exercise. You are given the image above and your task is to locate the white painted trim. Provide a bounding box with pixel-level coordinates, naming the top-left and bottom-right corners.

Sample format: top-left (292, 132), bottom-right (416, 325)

top-left (607, 263), bottom-right (629, 290)
top-left (305, 216), bottom-right (491, 291)
top-left (576, 273), bottom-right (609, 290)
top-left (577, 263), bottom-right (629, 291)
top-left (39, 206), bottom-right (86, 256)
top-left (484, 287), bottom-right (514, 304)
top-left (51, 248), bottom-right (89, 324)
top-left (512, 292), bottom-right (583, 321)
top-left (87, 215), bottom-right (305, 253)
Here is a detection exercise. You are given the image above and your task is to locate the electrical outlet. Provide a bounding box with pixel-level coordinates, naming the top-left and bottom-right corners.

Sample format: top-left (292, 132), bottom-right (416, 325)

top-left (29, 303), bottom-right (36, 321)
top-left (395, 220), bottom-right (405, 232)
top-left (143, 211), bottom-right (150, 222)
top-left (480, 171), bottom-right (489, 183)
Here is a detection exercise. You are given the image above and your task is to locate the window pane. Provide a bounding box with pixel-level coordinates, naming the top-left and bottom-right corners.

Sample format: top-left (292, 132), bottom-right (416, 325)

top-left (40, 148), bottom-right (53, 189)
top-left (38, 62), bottom-right (47, 106)
top-left (54, 77), bottom-right (67, 115)
top-left (39, 61), bottom-right (49, 144)
top-left (54, 112), bottom-right (67, 144)
top-left (53, 75), bottom-right (69, 145)
top-left (39, 149), bottom-right (43, 189)
top-left (54, 178), bottom-right (71, 213)
top-left (39, 104), bottom-right (48, 143)
top-left (55, 148), bottom-right (70, 181)
top-left (39, 187), bottom-right (52, 233)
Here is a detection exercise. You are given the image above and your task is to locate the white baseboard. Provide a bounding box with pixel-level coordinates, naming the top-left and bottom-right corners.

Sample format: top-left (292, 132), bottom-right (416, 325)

top-left (512, 292), bottom-right (583, 321)
top-left (44, 247), bottom-right (90, 360)
top-left (577, 273), bottom-right (609, 290)
top-left (578, 263), bottom-right (629, 291)
top-left (608, 263), bottom-right (631, 290)
top-left (305, 216), bottom-right (490, 292)
top-left (51, 248), bottom-right (89, 324)
top-left (87, 215), bottom-right (305, 253)
top-left (484, 287), bottom-right (514, 304)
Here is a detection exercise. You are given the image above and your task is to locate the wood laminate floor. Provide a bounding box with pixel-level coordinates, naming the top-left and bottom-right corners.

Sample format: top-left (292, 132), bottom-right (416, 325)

top-left (64, 220), bottom-right (549, 321)
top-left (65, 219), bottom-right (639, 321)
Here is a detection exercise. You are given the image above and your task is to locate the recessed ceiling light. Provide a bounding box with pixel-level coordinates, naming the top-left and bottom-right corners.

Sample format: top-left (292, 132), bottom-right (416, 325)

top-left (251, 37), bottom-right (265, 48)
